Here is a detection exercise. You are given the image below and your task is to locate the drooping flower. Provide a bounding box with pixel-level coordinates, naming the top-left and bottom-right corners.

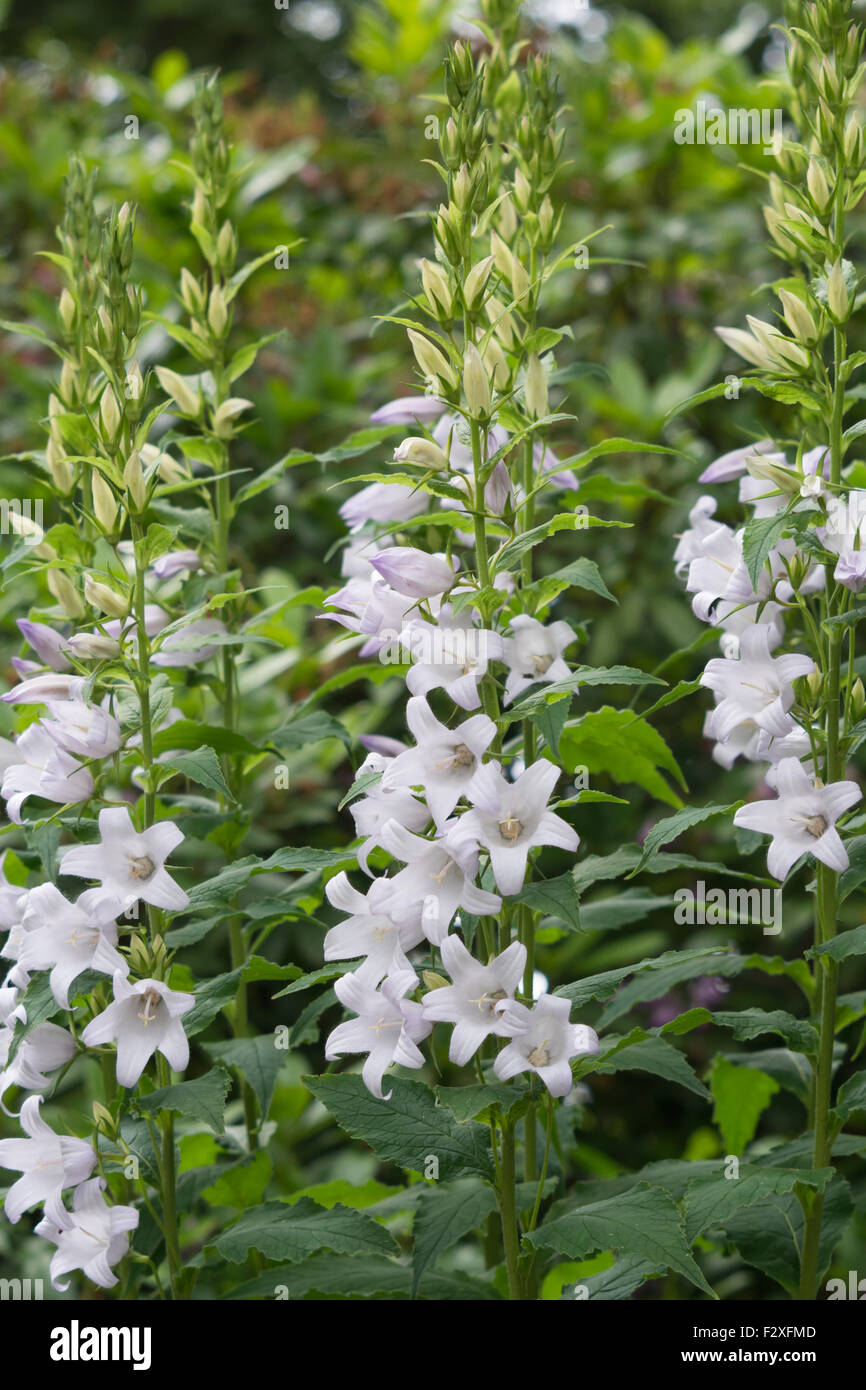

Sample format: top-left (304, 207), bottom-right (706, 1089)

top-left (380, 697), bottom-right (496, 828)
top-left (35, 1176), bottom-right (139, 1291)
top-left (369, 547), bottom-right (457, 600)
top-left (502, 615), bottom-right (577, 705)
top-left (324, 967), bottom-right (431, 1099)
top-left (0, 673), bottom-right (85, 705)
top-left (733, 757), bottom-right (861, 880)
top-left (347, 752), bottom-right (429, 870)
top-left (340, 482), bottom-right (427, 534)
top-left (494, 993), bottom-right (599, 1098)
top-left (0, 1095), bottom-right (95, 1225)
top-left (446, 758), bottom-right (578, 897)
top-left (15, 619), bottom-right (71, 673)
top-left (59, 806), bottom-right (189, 912)
top-left (81, 973), bottom-right (194, 1087)
top-left (16, 884), bottom-right (127, 1009)
top-left (0, 1020), bottom-right (76, 1097)
top-left (422, 935), bottom-right (527, 1064)
top-left (378, 819), bottom-right (501, 944)
top-left (322, 873), bottom-right (424, 983)
top-left (150, 549), bottom-right (201, 581)
top-left (0, 723), bottom-right (94, 824)
top-left (40, 698), bottom-right (123, 760)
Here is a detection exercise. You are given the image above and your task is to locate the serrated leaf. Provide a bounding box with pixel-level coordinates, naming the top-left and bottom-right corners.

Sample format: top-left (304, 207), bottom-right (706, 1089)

top-left (211, 1197), bottom-right (399, 1263)
top-left (683, 1164), bottom-right (833, 1242)
top-left (305, 1074), bottom-right (494, 1181)
top-left (513, 873), bottom-right (581, 929)
top-left (710, 1056), bottom-right (779, 1155)
top-left (525, 1183), bottom-right (716, 1297)
top-left (412, 1179), bottom-right (498, 1296)
top-left (163, 746), bottom-right (234, 801)
top-left (136, 1067), bottom-right (231, 1132)
top-left (628, 802), bottom-right (741, 876)
top-left (205, 1035), bottom-right (287, 1122)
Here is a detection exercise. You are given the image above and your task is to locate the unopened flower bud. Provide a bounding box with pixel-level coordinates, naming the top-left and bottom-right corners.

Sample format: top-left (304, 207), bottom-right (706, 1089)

top-left (407, 330), bottom-right (458, 390)
top-left (59, 360), bottom-right (79, 407)
top-left (92, 472), bottom-right (119, 534)
top-left (99, 385), bottom-right (122, 445)
top-left (513, 167), bottom-right (532, 213)
top-left (486, 295), bottom-right (518, 350)
top-left (124, 450), bottom-right (147, 511)
top-left (463, 342), bottom-right (491, 418)
top-left (84, 574), bottom-right (128, 619)
top-left (59, 289), bottom-right (76, 333)
top-left (207, 285), bottom-right (229, 336)
top-left (65, 631), bottom-right (122, 660)
top-left (511, 256), bottom-right (530, 307)
top-left (180, 268), bottom-right (206, 314)
top-left (216, 220), bottom-right (237, 272)
top-left (45, 436), bottom-right (74, 495)
top-left (463, 255), bottom-right (495, 314)
top-left (420, 259), bottom-right (454, 319)
top-left (212, 397), bottom-right (253, 438)
top-left (393, 437), bottom-right (450, 471)
top-left (806, 157), bottom-right (831, 213)
top-left (827, 261), bottom-right (849, 321)
top-left (155, 366), bottom-right (201, 418)
top-left (422, 971), bottom-right (450, 992)
top-left (482, 336), bottom-right (509, 390)
top-left (524, 353), bottom-right (548, 419)
top-left (47, 569), bottom-right (84, 619)
top-left (853, 677), bottom-right (866, 719)
top-left (778, 289), bottom-right (818, 345)
top-left (806, 669), bottom-right (824, 703)
top-left (92, 1101), bottom-right (115, 1137)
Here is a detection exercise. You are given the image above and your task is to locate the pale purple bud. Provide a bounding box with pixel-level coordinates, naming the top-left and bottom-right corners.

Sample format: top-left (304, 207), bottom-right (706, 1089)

top-left (370, 547), bottom-right (457, 599)
top-left (370, 395), bottom-right (446, 425)
top-left (16, 620), bottom-right (71, 672)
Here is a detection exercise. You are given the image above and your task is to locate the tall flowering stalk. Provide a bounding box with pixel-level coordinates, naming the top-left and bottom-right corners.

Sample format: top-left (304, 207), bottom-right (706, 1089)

top-left (313, 4), bottom-right (687, 1302)
top-left (0, 78), bottom-right (295, 1301)
top-left (676, 0), bottom-right (866, 1301)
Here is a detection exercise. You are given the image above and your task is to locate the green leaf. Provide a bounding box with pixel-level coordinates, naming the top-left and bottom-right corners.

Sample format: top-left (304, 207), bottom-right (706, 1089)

top-left (412, 1179), bottom-right (498, 1296)
top-left (204, 1035), bottom-right (287, 1122)
top-left (556, 947), bottom-right (737, 1008)
top-left (270, 710), bottom-right (353, 756)
top-left (726, 1176), bottom-right (852, 1294)
top-left (683, 1164), bottom-right (833, 1242)
top-left (510, 669), bottom-right (664, 722)
top-left (435, 1083), bottom-right (528, 1123)
top-left (152, 722), bottom-right (260, 757)
top-left (184, 970), bottom-right (243, 1037)
top-left (222, 1254), bottom-right (500, 1300)
top-left (834, 1068), bottom-right (866, 1122)
top-left (317, 426), bottom-right (402, 465)
top-left (525, 1183), bottom-right (716, 1298)
top-left (578, 890), bottom-right (675, 933)
top-left (163, 746), bottom-right (234, 801)
top-left (742, 509), bottom-right (793, 591)
top-left (233, 449), bottom-right (313, 507)
top-left (559, 707), bottom-right (685, 808)
top-left (305, 1074), bottom-right (494, 1181)
top-left (513, 873), bottom-right (581, 929)
top-left (211, 1197), bottom-right (399, 1263)
top-left (560, 437), bottom-right (678, 470)
top-left (807, 922), bottom-right (866, 962)
top-left (628, 802), bottom-right (742, 876)
top-left (710, 1056), bottom-right (779, 1154)
top-left (710, 1009), bottom-right (818, 1054)
top-left (548, 556), bottom-right (617, 604)
top-left (564, 1254), bottom-right (659, 1300)
top-left (493, 513), bottom-right (629, 572)
top-left (135, 1067), bottom-right (231, 1133)
top-left (582, 1031), bottom-right (710, 1100)
top-left (202, 1151), bottom-right (272, 1210)
top-left (838, 838), bottom-right (866, 900)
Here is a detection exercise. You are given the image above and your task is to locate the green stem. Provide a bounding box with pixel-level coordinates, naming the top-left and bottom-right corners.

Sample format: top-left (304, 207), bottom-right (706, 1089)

top-left (498, 1121), bottom-right (523, 1300)
top-left (156, 1056), bottom-right (182, 1298)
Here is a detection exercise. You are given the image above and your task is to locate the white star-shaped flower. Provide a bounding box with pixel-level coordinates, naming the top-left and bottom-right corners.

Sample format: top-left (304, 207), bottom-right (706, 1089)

top-left (35, 1176), bottom-right (139, 1291)
top-left (0, 1095), bottom-right (95, 1225)
top-left (494, 993), bottom-right (599, 1097)
top-left (81, 973), bottom-right (194, 1087)
top-left (59, 806), bottom-right (189, 912)
top-left (733, 757), bottom-right (861, 880)
top-left (381, 696), bottom-right (496, 829)
top-left (325, 967), bottom-right (431, 1099)
top-left (422, 935), bottom-right (527, 1064)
